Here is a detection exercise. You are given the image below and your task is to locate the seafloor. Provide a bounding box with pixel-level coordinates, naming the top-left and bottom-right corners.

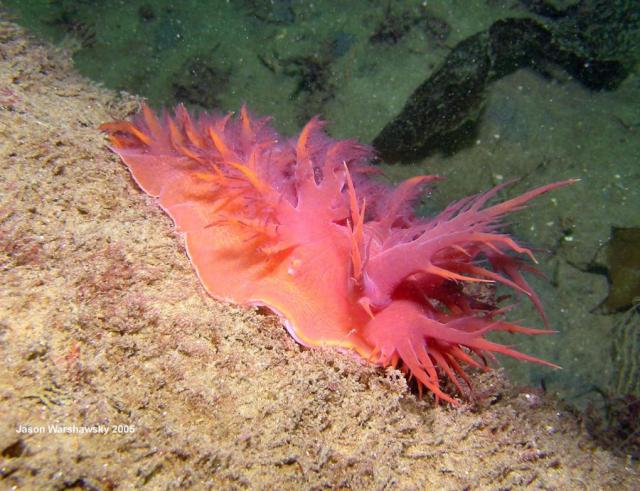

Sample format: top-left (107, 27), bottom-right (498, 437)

top-left (0, 17), bottom-right (639, 489)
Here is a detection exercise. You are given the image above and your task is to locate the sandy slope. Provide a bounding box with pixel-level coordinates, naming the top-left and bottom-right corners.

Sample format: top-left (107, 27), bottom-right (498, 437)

top-left (0, 20), bottom-right (638, 489)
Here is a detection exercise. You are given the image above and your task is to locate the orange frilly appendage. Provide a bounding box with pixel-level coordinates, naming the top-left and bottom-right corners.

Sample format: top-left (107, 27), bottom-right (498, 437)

top-left (101, 103), bottom-right (574, 404)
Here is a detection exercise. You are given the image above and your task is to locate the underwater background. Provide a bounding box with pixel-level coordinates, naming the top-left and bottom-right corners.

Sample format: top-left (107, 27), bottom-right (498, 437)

top-left (3, 0), bottom-right (640, 461)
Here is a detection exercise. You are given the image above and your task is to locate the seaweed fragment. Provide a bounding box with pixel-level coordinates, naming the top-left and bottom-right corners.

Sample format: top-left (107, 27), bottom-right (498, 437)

top-left (601, 227), bottom-right (640, 313)
top-left (374, 0), bottom-right (638, 162)
top-left (587, 304), bottom-right (640, 460)
top-left (612, 303), bottom-right (640, 397)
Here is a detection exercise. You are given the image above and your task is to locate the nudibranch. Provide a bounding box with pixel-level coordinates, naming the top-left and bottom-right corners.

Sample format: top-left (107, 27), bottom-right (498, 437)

top-left (101, 104), bottom-right (573, 404)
